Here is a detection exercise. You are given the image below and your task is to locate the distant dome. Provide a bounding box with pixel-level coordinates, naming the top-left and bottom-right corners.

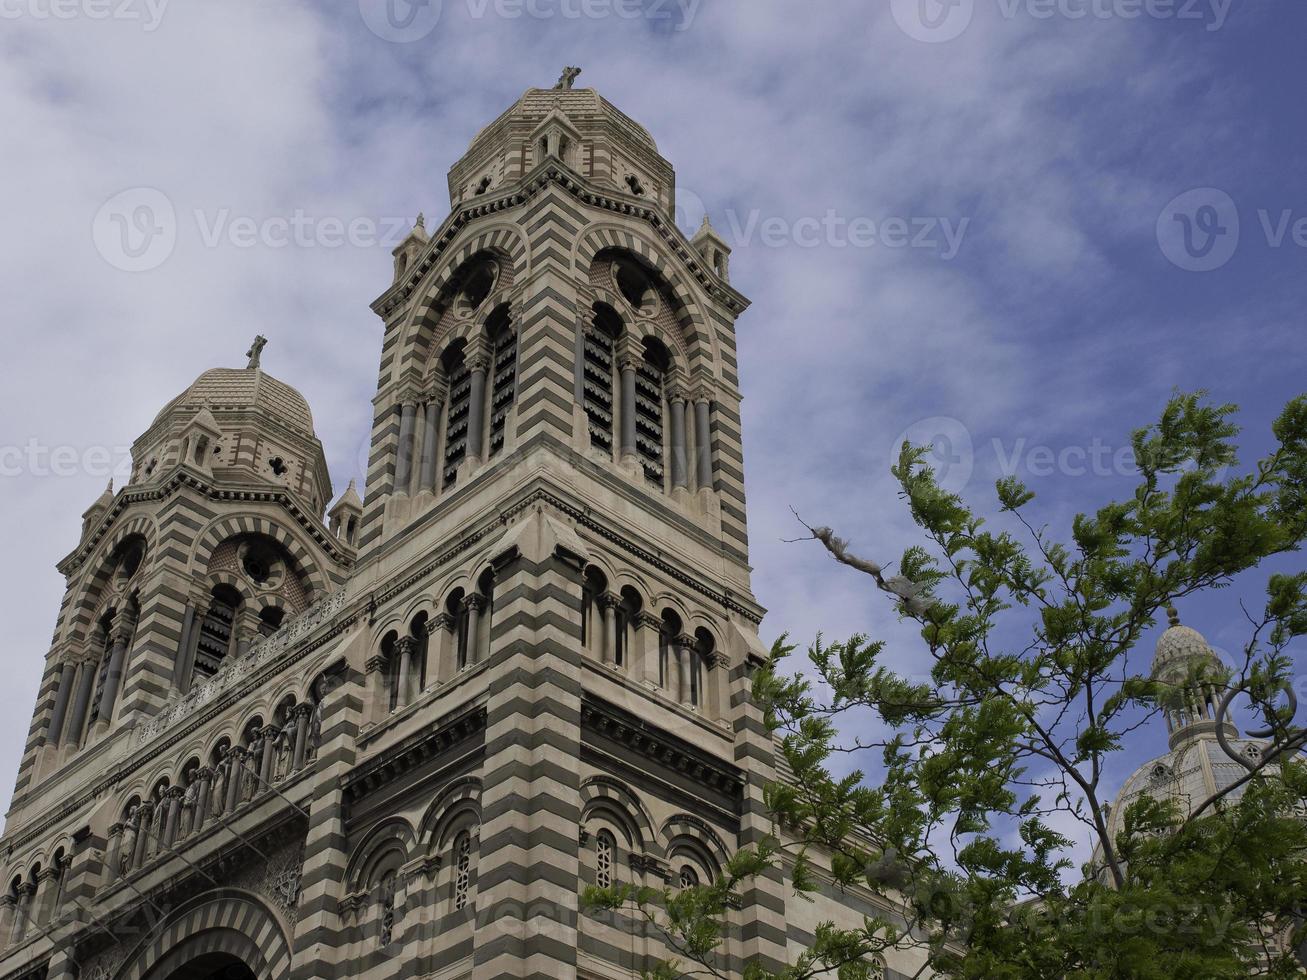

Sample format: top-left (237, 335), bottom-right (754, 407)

top-left (155, 367), bottom-right (315, 437)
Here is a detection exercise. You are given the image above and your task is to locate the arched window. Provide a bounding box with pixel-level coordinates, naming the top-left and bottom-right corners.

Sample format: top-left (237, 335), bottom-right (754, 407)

top-left (487, 306), bottom-right (517, 458)
top-left (658, 611), bottom-right (682, 693)
top-left (595, 830), bottom-right (615, 890)
top-left (634, 339), bottom-right (669, 487)
top-left (447, 590), bottom-right (469, 670)
top-left (377, 870), bottom-right (397, 947)
top-left (258, 606), bottom-right (285, 637)
top-left (453, 831), bottom-right (473, 911)
top-left (678, 865), bottom-right (699, 890)
top-left (580, 566), bottom-right (608, 655)
top-left (380, 632), bottom-right (400, 712)
top-left (195, 584), bottom-right (242, 680)
top-left (582, 305), bottom-right (621, 455)
top-left (442, 345), bottom-right (472, 490)
top-left (691, 628), bottom-right (715, 711)
top-left (82, 612), bottom-right (115, 737)
top-left (411, 612), bottom-right (430, 691)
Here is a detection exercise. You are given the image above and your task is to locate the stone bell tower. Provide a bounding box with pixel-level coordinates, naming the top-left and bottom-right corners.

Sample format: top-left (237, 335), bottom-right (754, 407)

top-left (354, 72), bottom-right (789, 976)
top-left (5, 341), bottom-right (353, 828)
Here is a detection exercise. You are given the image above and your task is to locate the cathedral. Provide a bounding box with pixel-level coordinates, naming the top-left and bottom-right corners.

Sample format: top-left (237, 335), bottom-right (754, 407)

top-left (0, 78), bottom-right (934, 979)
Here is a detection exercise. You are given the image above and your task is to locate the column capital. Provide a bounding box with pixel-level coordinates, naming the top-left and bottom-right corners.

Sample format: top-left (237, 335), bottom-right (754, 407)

top-left (365, 654), bottom-right (388, 674)
top-left (16, 881), bottom-right (36, 899)
top-left (429, 612), bottom-right (456, 633)
top-left (196, 766), bottom-right (215, 783)
top-left (292, 703), bottom-right (315, 721)
top-left (0, 895), bottom-right (15, 910)
top-left (108, 821), bottom-right (125, 836)
top-left (665, 382), bottom-right (689, 404)
top-left (396, 386), bottom-right (423, 408)
top-left (394, 635), bottom-right (419, 658)
top-left (36, 867), bottom-right (58, 884)
top-left (691, 384), bottom-right (714, 405)
top-left (260, 724), bottom-right (280, 740)
top-left (634, 612), bottom-right (662, 632)
top-left (110, 610), bottom-right (137, 643)
top-left (464, 336), bottom-right (493, 371)
top-left (675, 633), bottom-right (697, 651)
top-left (464, 594), bottom-right (488, 613)
top-left (597, 591), bottom-right (622, 611)
top-left (166, 786), bottom-right (185, 802)
top-left (618, 353), bottom-right (643, 374)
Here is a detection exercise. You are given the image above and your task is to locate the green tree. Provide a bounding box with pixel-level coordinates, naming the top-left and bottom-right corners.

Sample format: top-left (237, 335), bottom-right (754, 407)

top-left (585, 392), bottom-right (1307, 978)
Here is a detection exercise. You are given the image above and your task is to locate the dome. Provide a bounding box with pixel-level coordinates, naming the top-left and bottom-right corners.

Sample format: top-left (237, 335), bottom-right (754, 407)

top-left (1105, 734), bottom-right (1267, 844)
top-left (1151, 607), bottom-right (1221, 680)
top-left (467, 86), bottom-right (658, 154)
top-left (154, 367), bottom-right (315, 437)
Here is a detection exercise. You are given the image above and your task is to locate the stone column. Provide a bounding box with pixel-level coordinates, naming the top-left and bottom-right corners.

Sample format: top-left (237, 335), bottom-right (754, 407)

top-left (194, 768), bottom-right (213, 833)
top-left (234, 605), bottom-right (262, 658)
top-left (45, 660), bottom-right (75, 747)
top-left (163, 787), bottom-right (184, 847)
top-left (96, 610), bottom-right (136, 731)
top-left (64, 660), bottom-right (94, 748)
top-left (0, 896), bottom-right (14, 948)
top-left (430, 613), bottom-right (455, 682)
top-left (676, 635), bottom-right (698, 708)
top-left (394, 636), bottom-right (417, 710)
top-left (34, 867), bottom-right (56, 927)
top-left (668, 388), bottom-right (689, 490)
top-left (694, 395), bottom-right (713, 489)
top-left (259, 725), bottom-right (279, 788)
top-left (131, 804), bottom-right (152, 870)
top-left (599, 593), bottom-right (620, 666)
top-left (464, 595), bottom-right (486, 666)
top-left (11, 881), bottom-right (34, 944)
top-left (619, 355), bottom-right (639, 459)
top-left (292, 704), bottom-right (313, 771)
top-left (393, 398), bottom-right (418, 495)
top-left (172, 605), bottom-right (197, 692)
top-left (465, 353), bottom-right (490, 462)
top-left (635, 613), bottom-right (661, 687)
top-left (224, 749), bottom-right (245, 813)
top-left (105, 822), bottom-right (125, 880)
top-left (364, 655), bottom-right (388, 724)
top-left (418, 396), bottom-right (443, 494)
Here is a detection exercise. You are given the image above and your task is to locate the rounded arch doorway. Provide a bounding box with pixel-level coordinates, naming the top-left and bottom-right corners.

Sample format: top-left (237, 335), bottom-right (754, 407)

top-left (159, 952), bottom-right (256, 980)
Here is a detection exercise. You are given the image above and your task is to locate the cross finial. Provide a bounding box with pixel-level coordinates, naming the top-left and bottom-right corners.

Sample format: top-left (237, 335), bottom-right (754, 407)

top-left (246, 335), bottom-right (268, 370)
top-left (554, 66), bottom-right (582, 91)
top-left (415, 212), bottom-right (425, 230)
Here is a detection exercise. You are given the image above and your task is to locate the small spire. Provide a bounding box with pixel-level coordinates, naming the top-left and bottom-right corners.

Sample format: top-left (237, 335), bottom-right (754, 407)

top-left (415, 212), bottom-right (425, 230)
top-left (246, 335), bottom-right (268, 370)
top-left (1166, 605), bottom-right (1180, 627)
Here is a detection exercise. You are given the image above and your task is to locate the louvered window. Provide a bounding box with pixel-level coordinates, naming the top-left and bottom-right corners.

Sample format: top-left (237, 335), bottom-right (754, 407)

top-left (194, 590), bottom-right (238, 680)
top-left (634, 358), bottom-right (665, 486)
top-left (442, 360), bottom-right (472, 489)
top-left (489, 327), bottom-right (517, 457)
top-left (583, 325), bottom-right (615, 452)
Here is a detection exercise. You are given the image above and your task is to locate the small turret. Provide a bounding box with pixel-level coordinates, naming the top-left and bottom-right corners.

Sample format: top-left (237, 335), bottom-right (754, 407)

top-left (80, 479), bottom-right (116, 540)
top-left (691, 215), bottom-right (731, 282)
top-left (329, 480), bottom-right (364, 548)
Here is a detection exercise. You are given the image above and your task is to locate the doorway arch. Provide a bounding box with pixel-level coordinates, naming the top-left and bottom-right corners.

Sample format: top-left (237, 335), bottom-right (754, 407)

top-left (116, 890), bottom-right (291, 980)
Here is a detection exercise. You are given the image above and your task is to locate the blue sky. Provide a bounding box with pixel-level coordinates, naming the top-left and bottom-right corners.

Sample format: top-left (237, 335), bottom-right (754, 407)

top-left (0, 0), bottom-right (1303, 859)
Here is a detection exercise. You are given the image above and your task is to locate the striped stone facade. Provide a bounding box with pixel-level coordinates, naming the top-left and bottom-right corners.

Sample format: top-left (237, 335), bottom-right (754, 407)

top-left (0, 83), bottom-right (928, 980)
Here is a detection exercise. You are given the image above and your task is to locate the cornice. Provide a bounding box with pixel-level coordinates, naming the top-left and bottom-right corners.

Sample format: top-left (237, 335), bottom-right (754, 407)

top-left (343, 705), bottom-right (486, 804)
top-left (371, 164), bottom-right (749, 320)
top-left (59, 467), bottom-right (355, 577)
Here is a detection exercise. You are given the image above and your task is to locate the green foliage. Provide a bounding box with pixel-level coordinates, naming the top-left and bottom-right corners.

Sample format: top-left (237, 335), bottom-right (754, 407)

top-left (583, 392), bottom-right (1307, 978)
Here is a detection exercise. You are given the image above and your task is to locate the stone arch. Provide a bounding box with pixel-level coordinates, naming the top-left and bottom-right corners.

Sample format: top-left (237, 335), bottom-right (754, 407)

top-left (69, 517), bottom-right (157, 645)
top-left (661, 814), bottom-right (731, 869)
top-left (575, 226), bottom-right (716, 373)
top-left (580, 776), bottom-right (659, 857)
top-left (191, 516), bottom-right (331, 601)
top-left (115, 890), bottom-right (291, 980)
top-left (396, 227), bottom-right (530, 376)
top-left (346, 817), bottom-right (417, 892)
top-left (418, 776), bottom-right (483, 850)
